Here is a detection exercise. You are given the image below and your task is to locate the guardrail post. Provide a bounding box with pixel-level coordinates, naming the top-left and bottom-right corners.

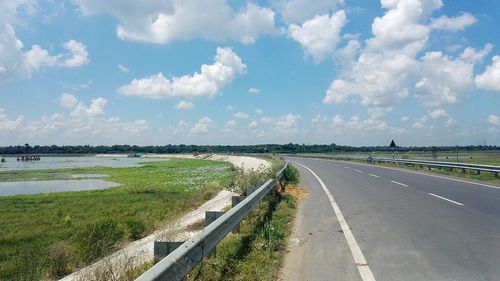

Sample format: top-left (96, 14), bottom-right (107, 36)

top-left (154, 241), bottom-right (184, 263)
top-left (231, 196), bottom-right (246, 233)
top-left (494, 172), bottom-right (499, 178)
top-left (205, 211), bottom-right (225, 257)
top-left (462, 168), bottom-right (466, 173)
top-left (476, 170), bottom-right (480, 175)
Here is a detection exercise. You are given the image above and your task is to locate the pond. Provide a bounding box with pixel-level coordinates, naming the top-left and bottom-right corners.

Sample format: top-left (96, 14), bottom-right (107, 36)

top-left (0, 179), bottom-right (120, 196)
top-left (0, 156), bottom-right (166, 171)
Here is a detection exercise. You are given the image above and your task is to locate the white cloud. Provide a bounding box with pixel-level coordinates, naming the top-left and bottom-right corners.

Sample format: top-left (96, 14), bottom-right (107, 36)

top-left (260, 116), bottom-right (274, 124)
top-left (175, 100), bottom-right (195, 110)
top-left (248, 120), bottom-right (258, 129)
top-left (487, 114), bottom-right (500, 126)
top-left (429, 108), bottom-right (447, 118)
top-left (118, 47), bottom-right (245, 99)
top-left (274, 113), bottom-right (302, 134)
top-left (74, 1), bottom-right (276, 45)
top-left (248, 87), bottom-right (259, 94)
top-left (459, 44), bottom-right (493, 64)
top-left (255, 108), bottom-right (263, 115)
top-left (62, 40), bottom-right (90, 67)
top-left (0, 94), bottom-right (148, 145)
top-left (117, 64), bottom-right (129, 73)
top-left (311, 114), bottom-right (327, 126)
top-left (233, 112), bottom-right (249, 119)
top-left (446, 118), bottom-right (456, 127)
top-left (24, 45), bottom-right (61, 70)
top-left (288, 10), bottom-right (347, 62)
top-left (226, 105), bottom-right (235, 111)
top-left (400, 116), bottom-right (410, 122)
top-left (280, 0), bottom-right (344, 23)
top-left (190, 116), bottom-right (213, 134)
top-left (331, 114), bottom-right (344, 127)
top-left (430, 13), bottom-right (477, 31)
top-left (475, 56), bottom-right (500, 92)
top-left (59, 93), bottom-right (79, 109)
top-left (412, 121), bottom-right (424, 128)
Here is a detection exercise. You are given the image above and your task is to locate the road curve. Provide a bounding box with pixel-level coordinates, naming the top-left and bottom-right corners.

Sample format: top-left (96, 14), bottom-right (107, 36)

top-left (281, 156), bottom-right (500, 281)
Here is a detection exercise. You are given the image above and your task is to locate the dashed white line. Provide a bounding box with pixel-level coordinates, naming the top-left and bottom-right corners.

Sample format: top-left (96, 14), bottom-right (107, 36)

top-left (369, 173), bottom-right (380, 178)
top-left (390, 180), bottom-right (408, 187)
top-left (344, 166), bottom-right (351, 169)
top-left (427, 193), bottom-right (464, 206)
top-left (354, 169), bottom-right (363, 173)
top-left (292, 161), bottom-right (376, 281)
top-left (335, 164), bottom-right (340, 167)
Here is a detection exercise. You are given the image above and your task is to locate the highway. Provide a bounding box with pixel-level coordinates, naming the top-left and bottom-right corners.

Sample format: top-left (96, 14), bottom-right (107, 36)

top-left (281, 156), bottom-right (500, 281)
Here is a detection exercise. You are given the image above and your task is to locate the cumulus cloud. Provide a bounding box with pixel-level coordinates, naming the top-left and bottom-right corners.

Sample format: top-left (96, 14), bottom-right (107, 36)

top-left (0, 94), bottom-right (148, 145)
top-left (430, 13), bottom-right (477, 31)
top-left (415, 51), bottom-right (474, 107)
top-left (428, 108), bottom-right (447, 119)
top-left (459, 44), bottom-right (493, 64)
top-left (190, 117), bottom-right (213, 134)
top-left (288, 10), bottom-right (347, 62)
top-left (248, 120), bottom-right (258, 129)
top-left (487, 114), bottom-right (500, 126)
top-left (62, 40), bottom-right (90, 67)
top-left (274, 113), bottom-right (302, 134)
top-left (175, 100), bottom-right (195, 110)
top-left (74, 0), bottom-right (276, 45)
top-left (280, 0), bottom-right (344, 23)
top-left (233, 112), bottom-right (249, 120)
top-left (475, 56), bottom-right (500, 92)
top-left (118, 47), bottom-right (245, 99)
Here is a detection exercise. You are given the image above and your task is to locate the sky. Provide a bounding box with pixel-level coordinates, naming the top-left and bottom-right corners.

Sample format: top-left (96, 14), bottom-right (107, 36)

top-left (1, 0), bottom-right (499, 146)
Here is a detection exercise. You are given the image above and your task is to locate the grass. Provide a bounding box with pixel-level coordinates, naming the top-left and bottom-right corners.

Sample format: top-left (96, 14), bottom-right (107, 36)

top-left (185, 185), bottom-right (300, 281)
top-left (0, 158), bottom-right (233, 280)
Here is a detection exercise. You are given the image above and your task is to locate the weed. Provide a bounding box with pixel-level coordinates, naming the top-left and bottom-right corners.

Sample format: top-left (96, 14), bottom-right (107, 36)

top-left (77, 219), bottom-right (124, 263)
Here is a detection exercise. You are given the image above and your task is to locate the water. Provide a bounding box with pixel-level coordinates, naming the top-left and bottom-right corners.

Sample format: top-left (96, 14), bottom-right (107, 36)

top-left (0, 179), bottom-right (120, 196)
top-left (0, 156), bottom-right (166, 171)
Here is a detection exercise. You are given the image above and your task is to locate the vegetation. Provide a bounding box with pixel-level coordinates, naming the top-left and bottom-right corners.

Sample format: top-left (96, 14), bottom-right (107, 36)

top-left (0, 158), bottom-right (233, 280)
top-left (185, 186), bottom-right (300, 281)
top-left (284, 164), bottom-right (300, 184)
top-left (1, 143), bottom-right (499, 155)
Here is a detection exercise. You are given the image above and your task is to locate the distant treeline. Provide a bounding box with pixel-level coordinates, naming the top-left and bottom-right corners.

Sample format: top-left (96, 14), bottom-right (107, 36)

top-left (0, 143), bottom-right (499, 155)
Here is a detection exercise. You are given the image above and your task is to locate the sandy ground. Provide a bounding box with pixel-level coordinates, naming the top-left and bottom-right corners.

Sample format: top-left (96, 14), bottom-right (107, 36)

top-left (141, 153), bottom-right (271, 172)
top-left (60, 190), bottom-right (237, 281)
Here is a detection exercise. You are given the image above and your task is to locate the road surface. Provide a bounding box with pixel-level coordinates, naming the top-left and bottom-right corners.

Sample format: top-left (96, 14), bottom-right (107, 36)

top-left (281, 156), bottom-right (500, 281)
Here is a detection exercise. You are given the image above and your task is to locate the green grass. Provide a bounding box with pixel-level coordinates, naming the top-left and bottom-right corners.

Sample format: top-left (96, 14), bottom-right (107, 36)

top-left (0, 158), bottom-right (233, 280)
top-left (186, 189), bottom-right (297, 281)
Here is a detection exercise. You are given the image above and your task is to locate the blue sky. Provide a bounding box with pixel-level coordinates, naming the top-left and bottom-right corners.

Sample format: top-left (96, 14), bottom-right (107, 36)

top-left (1, 0), bottom-right (499, 146)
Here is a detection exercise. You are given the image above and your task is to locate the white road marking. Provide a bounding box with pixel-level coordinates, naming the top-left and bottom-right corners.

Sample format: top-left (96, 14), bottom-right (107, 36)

top-left (292, 161), bottom-right (376, 281)
top-left (390, 180), bottom-right (408, 187)
top-left (427, 193), bottom-right (464, 206)
top-left (369, 174), bottom-right (380, 178)
top-left (344, 166), bottom-right (351, 169)
top-left (355, 169), bottom-right (363, 173)
top-left (335, 164), bottom-right (340, 167)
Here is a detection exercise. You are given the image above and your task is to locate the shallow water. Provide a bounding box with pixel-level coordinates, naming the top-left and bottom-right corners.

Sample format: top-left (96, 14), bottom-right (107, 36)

top-left (0, 179), bottom-right (120, 196)
top-left (0, 156), bottom-right (166, 171)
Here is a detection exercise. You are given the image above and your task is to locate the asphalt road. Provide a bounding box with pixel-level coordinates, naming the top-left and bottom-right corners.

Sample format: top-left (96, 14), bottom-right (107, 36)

top-left (281, 156), bottom-right (500, 281)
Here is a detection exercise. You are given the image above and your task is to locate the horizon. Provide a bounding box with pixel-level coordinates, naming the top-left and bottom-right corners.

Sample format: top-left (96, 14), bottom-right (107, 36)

top-left (1, 0), bottom-right (500, 146)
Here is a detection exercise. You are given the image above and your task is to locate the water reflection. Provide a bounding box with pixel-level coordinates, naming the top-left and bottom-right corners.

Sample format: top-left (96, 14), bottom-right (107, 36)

top-left (0, 179), bottom-right (120, 196)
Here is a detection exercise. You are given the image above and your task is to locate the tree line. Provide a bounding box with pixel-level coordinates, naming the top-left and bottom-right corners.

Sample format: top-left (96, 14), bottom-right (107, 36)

top-left (0, 143), bottom-right (498, 155)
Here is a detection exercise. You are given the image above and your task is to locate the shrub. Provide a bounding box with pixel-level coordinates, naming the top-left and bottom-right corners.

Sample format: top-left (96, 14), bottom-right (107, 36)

top-left (48, 241), bottom-right (75, 278)
top-left (283, 165), bottom-right (300, 184)
top-left (77, 218), bottom-right (124, 263)
top-left (125, 218), bottom-right (146, 240)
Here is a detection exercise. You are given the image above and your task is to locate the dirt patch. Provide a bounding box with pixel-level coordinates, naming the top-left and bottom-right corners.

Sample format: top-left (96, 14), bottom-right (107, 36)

top-left (284, 184), bottom-right (309, 202)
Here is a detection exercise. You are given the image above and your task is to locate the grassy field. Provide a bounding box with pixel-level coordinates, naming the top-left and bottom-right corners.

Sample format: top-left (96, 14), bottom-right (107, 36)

top-left (0, 158), bottom-right (233, 280)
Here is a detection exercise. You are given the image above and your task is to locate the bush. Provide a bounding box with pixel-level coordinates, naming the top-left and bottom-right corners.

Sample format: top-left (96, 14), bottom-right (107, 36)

top-left (283, 165), bottom-right (300, 184)
top-left (48, 241), bottom-right (75, 278)
top-left (77, 219), bottom-right (124, 263)
top-left (125, 218), bottom-right (146, 240)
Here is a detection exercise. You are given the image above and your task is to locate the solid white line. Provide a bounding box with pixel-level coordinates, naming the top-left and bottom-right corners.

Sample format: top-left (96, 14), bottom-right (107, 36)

top-left (369, 173), bottom-right (380, 178)
top-left (291, 161), bottom-right (376, 281)
top-left (355, 169), bottom-right (363, 173)
top-left (390, 180), bottom-right (408, 187)
top-left (427, 193), bottom-right (464, 206)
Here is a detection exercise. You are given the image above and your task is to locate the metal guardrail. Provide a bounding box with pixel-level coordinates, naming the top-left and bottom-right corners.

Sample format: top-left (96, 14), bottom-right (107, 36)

top-left (334, 156), bottom-right (500, 176)
top-left (136, 163), bottom-right (288, 281)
